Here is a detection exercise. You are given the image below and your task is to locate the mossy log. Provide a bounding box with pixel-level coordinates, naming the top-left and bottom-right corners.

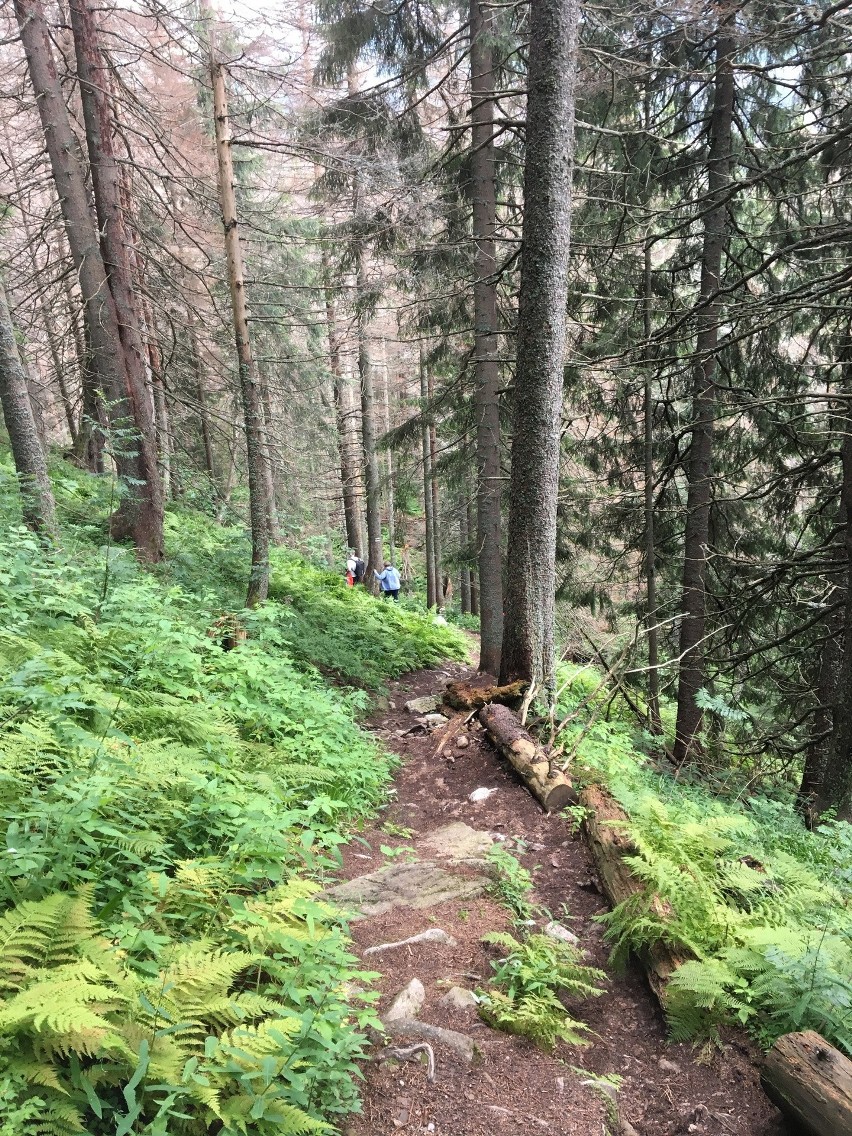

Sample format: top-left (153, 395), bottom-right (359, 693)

top-left (580, 784), bottom-right (690, 1003)
top-left (761, 1031), bottom-right (852, 1136)
top-left (444, 679), bottom-right (527, 711)
top-left (478, 703), bottom-right (576, 813)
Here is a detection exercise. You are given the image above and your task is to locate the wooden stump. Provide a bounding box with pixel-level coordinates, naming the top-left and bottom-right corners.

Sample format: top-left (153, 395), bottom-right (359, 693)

top-left (761, 1031), bottom-right (852, 1136)
top-left (580, 785), bottom-right (689, 1002)
top-left (478, 702), bottom-right (575, 813)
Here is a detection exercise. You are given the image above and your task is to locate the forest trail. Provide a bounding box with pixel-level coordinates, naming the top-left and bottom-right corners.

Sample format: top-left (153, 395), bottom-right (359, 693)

top-left (333, 659), bottom-right (787, 1136)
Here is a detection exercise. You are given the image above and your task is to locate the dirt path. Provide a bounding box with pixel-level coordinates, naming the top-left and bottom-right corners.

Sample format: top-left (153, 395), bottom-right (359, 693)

top-left (336, 661), bottom-right (787, 1136)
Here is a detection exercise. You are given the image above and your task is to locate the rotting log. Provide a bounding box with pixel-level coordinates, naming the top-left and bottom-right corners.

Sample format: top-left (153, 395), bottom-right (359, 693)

top-left (761, 1031), bottom-right (852, 1136)
top-left (444, 679), bottom-right (527, 711)
top-left (580, 784), bottom-right (690, 1002)
top-left (478, 703), bottom-right (575, 813)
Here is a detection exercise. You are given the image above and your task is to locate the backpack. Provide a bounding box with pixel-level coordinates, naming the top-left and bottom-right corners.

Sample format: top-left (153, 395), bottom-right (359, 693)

top-left (354, 557), bottom-right (365, 581)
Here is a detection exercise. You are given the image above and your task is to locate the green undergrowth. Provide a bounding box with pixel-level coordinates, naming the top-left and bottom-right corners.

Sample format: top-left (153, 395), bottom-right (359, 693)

top-left (0, 453), bottom-right (465, 1134)
top-left (556, 664), bottom-right (852, 1057)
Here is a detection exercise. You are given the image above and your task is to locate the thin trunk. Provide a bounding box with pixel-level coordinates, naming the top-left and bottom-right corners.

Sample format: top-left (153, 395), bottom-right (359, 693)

top-left (69, 0), bottom-right (164, 557)
top-left (140, 294), bottom-right (173, 499)
top-left (382, 342), bottom-right (397, 565)
top-left (354, 242), bottom-right (383, 585)
top-left (643, 239), bottom-right (661, 733)
top-left (324, 255), bottom-right (363, 553)
top-left (63, 267), bottom-right (103, 470)
top-left (468, 496), bottom-right (480, 616)
top-left (673, 28), bottom-right (735, 764)
top-left (216, 407), bottom-right (241, 523)
top-left (499, 0), bottom-right (578, 693)
top-left (210, 51), bottom-right (270, 606)
top-left (471, 0), bottom-right (504, 673)
top-left (259, 364), bottom-right (282, 544)
top-left (427, 364), bottom-right (443, 605)
top-left (14, 0), bottom-right (156, 548)
top-left (191, 327), bottom-right (217, 483)
top-left (459, 499), bottom-right (472, 613)
top-left (420, 347), bottom-right (437, 607)
top-left (0, 274), bottom-right (57, 537)
top-left (813, 348), bottom-right (852, 820)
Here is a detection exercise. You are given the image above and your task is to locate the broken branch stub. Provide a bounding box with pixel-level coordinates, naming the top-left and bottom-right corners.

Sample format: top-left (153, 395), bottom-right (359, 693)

top-left (478, 702), bottom-right (576, 813)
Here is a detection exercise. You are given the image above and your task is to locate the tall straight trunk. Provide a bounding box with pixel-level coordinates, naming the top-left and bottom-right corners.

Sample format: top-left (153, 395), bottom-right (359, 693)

top-left (138, 292), bottom-right (173, 499)
top-left (14, 0), bottom-right (159, 553)
top-left (324, 258), bottom-right (363, 553)
top-left (69, 0), bottom-right (164, 556)
top-left (210, 54), bottom-right (270, 606)
top-left (62, 265), bottom-right (103, 469)
top-left (427, 364), bottom-right (443, 604)
top-left (354, 245), bottom-right (383, 585)
top-left (672, 29), bottom-right (735, 765)
top-left (810, 348), bottom-right (852, 820)
top-left (259, 365), bottom-right (282, 544)
top-left (459, 498), bottom-right (472, 613)
top-left (0, 275), bottom-right (57, 537)
top-left (643, 240), bottom-right (661, 732)
top-left (382, 343), bottom-right (397, 564)
top-left (190, 325), bottom-right (217, 483)
top-left (498, 0), bottom-right (578, 693)
top-left (420, 347), bottom-right (438, 607)
top-left (471, 0), bottom-right (504, 673)
top-left (468, 496), bottom-right (480, 615)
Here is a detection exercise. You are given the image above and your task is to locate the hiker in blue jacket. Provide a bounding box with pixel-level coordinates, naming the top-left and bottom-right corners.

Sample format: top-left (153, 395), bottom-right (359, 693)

top-left (374, 561), bottom-right (401, 601)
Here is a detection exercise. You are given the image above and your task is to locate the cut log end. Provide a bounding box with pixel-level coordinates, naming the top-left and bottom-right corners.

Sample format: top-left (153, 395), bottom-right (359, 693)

top-left (478, 702), bottom-right (575, 813)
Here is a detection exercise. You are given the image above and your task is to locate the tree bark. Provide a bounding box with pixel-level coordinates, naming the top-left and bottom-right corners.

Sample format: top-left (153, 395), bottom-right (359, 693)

top-left (420, 347), bottom-right (437, 607)
top-left (209, 52), bottom-right (270, 606)
top-left (468, 496), bottom-right (479, 615)
top-left (69, 0), bottom-right (164, 557)
top-left (761, 1031), bottom-right (852, 1136)
top-left (325, 258), bottom-right (363, 553)
top-left (259, 363), bottom-right (282, 544)
top-left (673, 28), bottom-right (735, 764)
top-left (355, 243), bottom-right (383, 587)
top-left (427, 363), bottom-right (443, 605)
top-left (499, 0), bottom-right (578, 694)
top-left (382, 344), bottom-right (397, 564)
top-left (459, 498), bottom-right (472, 613)
top-left (643, 240), bottom-right (662, 732)
top-left (479, 702), bottom-right (575, 812)
top-left (471, 0), bottom-right (504, 673)
top-left (0, 275), bottom-right (57, 538)
top-left (14, 0), bottom-right (160, 555)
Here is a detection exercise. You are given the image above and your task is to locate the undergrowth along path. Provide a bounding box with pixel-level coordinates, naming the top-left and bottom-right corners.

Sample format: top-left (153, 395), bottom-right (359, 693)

top-left (340, 661), bottom-right (785, 1136)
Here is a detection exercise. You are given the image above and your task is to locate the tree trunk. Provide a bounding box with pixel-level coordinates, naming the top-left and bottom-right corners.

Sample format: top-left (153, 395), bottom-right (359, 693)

top-left (191, 324), bottom-right (217, 485)
top-left (0, 275), bottom-right (57, 537)
top-left (761, 1031), bottom-right (852, 1136)
top-left (672, 28), bottom-right (735, 764)
top-left (355, 244), bottom-right (383, 587)
top-left (14, 0), bottom-right (159, 554)
top-left (210, 53), bottom-right (270, 606)
top-left (325, 261), bottom-right (363, 553)
top-left (471, 0), bottom-right (504, 674)
top-left (382, 344), bottom-right (397, 564)
top-left (427, 363), bottom-right (443, 605)
top-left (259, 364), bottom-right (282, 544)
top-left (459, 498), bottom-right (472, 613)
top-left (69, 0), bottom-right (164, 558)
top-left (814, 367), bottom-right (852, 820)
top-left (498, 0), bottom-right (578, 694)
top-left (468, 496), bottom-right (479, 615)
top-left (479, 703), bottom-right (575, 812)
top-left (643, 240), bottom-right (662, 733)
top-left (420, 347), bottom-right (437, 607)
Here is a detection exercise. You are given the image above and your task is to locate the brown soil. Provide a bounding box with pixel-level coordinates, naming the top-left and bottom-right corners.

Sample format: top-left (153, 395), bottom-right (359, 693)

top-left (339, 659), bottom-right (788, 1136)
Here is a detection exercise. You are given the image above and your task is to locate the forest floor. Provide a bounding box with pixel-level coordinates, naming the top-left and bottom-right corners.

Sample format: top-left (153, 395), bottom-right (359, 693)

top-left (333, 656), bottom-right (789, 1136)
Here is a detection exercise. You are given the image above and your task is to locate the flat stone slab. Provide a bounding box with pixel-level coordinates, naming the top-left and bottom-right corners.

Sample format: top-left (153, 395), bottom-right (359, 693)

top-left (325, 860), bottom-right (488, 919)
top-left (405, 694), bottom-right (443, 714)
top-left (384, 978), bottom-right (426, 1022)
top-left (421, 822), bottom-right (495, 864)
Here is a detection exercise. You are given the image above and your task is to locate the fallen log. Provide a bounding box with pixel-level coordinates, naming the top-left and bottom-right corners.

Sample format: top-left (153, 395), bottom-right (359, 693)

top-left (478, 703), bottom-right (575, 813)
top-left (580, 784), bottom-right (690, 1002)
top-left (761, 1031), bottom-right (852, 1136)
top-left (444, 679), bottom-right (527, 711)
